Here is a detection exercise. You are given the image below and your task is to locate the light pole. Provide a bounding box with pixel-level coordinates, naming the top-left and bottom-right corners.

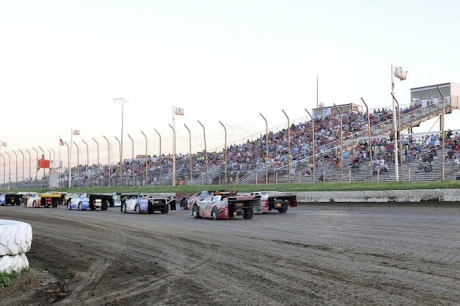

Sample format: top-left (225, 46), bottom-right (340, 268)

top-left (38, 146), bottom-right (45, 179)
top-left (32, 147), bottom-right (38, 182)
top-left (282, 110), bottom-right (291, 183)
top-left (114, 98), bottom-right (127, 185)
top-left (391, 93), bottom-right (404, 182)
top-left (25, 149), bottom-right (31, 185)
top-left (391, 65), bottom-right (407, 182)
top-left (184, 124), bottom-right (193, 185)
top-left (0, 142), bottom-right (6, 185)
top-left (12, 150), bottom-right (18, 185)
top-left (305, 109), bottom-right (316, 184)
top-left (93, 138), bottom-right (100, 182)
top-left (127, 134), bottom-right (134, 186)
top-left (169, 124), bottom-right (177, 186)
top-left (69, 128), bottom-right (80, 187)
top-left (219, 121), bottom-right (227, 185)
top-left (436, 86), bottom-right (446, 181)
top-left (0, 154), bottom-right (4, 188)
top-left (333, 104), bottom-right (344, 182)
top-left (73, 142), bottom-right (80, 187)
top-left (19, 149), bottom-right (24, 185)
top-left (82, 140), bottom-right (89, 188)
top-left (197, 120), bottom-right (208, 184)
top-left (50, 148), bottom-right (55, 188)
top-left (103, 136), bottom-right (111, 187)
top-left (154, 129), bottom-right (161, 157)
top-left (361, 98), bottom-right (373, 181)
top-left (260, 113), bottom-right (269, 184)
top-left (5, 152), bottom-right (11, 189)
top-left (140, 131), bottom-right (148, 185)
top-left (64, 142), bottom-right (69, 187)
top-left (115, 136), bottom-right (121, 186)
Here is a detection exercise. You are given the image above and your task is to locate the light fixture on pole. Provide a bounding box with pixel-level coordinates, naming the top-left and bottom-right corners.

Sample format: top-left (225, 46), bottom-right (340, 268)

top-left (114, 98), bottom-right (127, 185)
top-left (391, 65), bottom-right (407, 182)
top-left (172, 107), bottom-right (184, 187)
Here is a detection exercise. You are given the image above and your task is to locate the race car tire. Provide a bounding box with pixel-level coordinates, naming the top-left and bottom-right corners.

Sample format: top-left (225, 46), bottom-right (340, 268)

top-left (192, 205), bottom-right (200, 219)
top-left (161, 204), bottom-right (169, 214)
top-left (211, 207), bottom-right (218, 220)
top-left (181, 198), bottom-right (188, 210)
top-left (122, 204), bottom-right (127, 213)
top-left (101, 201), bottom-right (108, 211)
top-left (0, 220), bottom-right (33, 256)
top-left (276, 201), bottom-right (289, 213)
top-left (52, 201), bottom-right (58, 208)
top-left (32, 201), bottom-right (36, 208)
top-left (78, 203), bottom-right (82, 211)
top-left (243, 209), bottom-right (254, 220)
top-left (0, 253), bottom-right (29, 274)
top-left (135, 204), bottom-right (140, 214)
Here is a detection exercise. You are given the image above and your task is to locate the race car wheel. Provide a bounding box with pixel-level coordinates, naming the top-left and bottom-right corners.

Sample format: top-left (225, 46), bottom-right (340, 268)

top-left (243, 209), bottom-right (254, 219)
top-left (0, 220), bottom-right (33, 256)
top-left (276, 201), bottom-right (289, 213)
top-left (101, 201), bottom-right (108, 211)
top-left (78, 203), bottom-right (82, 211)
top-left (161, 204), bottom-right (169, 214)
top-left (68, 203), bottom-right (71, 210)
top-left (135, 204), bottom-right (140, 214)
top-left (122, 203), bottom-right (127, 213)
top-left (181, 198), bottom-right (188, 210)
top-left (192, 205), bottom-right (200, 219)
top-left (211, 207), bottom-right (218, 220)
top-left (52, 200), bottom-right (58, 208)
top-left (32, 201), bottom-right (36, 208)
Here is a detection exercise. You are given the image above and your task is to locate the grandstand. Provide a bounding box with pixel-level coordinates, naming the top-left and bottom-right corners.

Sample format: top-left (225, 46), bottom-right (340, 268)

top-left (1, 83), bottom-right (460, 189)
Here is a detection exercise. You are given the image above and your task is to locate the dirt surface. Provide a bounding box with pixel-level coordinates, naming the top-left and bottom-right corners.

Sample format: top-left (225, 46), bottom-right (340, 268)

top-left (0, 203), bottom-right (459, 306)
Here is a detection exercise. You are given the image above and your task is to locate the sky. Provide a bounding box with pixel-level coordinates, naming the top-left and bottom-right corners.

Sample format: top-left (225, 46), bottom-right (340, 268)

top-left (1, 0), bottom-right (460, 165)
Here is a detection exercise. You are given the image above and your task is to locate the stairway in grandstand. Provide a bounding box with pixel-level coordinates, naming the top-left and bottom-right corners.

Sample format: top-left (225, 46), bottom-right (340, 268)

top-left (237, 100), bottom-right (460, 185)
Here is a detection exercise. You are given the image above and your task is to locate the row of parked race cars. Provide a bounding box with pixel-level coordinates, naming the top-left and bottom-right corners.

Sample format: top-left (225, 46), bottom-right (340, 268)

top-left (0, 190), bottom-right (298, 220)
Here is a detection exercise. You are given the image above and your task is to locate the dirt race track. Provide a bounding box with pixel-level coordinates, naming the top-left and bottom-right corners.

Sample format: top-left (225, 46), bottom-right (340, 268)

top-left (0, 203), bottom-right (459, 306)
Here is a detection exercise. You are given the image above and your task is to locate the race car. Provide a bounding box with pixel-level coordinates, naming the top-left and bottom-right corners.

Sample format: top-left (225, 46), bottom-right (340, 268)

top-left (67, 193), bottom-right (90, 210)
top-left (25, 192), bottom-right (61, 208)
top-left (192, 191), bottom-right (259, 220)
top-left (121, 193), bottom-right (174, 214)
top-left (180, 190), bottom-right (218, 210)
top-left (0, 193), bottom-right (24, 206)
top-left (249, 191), bottom-right (298, 213)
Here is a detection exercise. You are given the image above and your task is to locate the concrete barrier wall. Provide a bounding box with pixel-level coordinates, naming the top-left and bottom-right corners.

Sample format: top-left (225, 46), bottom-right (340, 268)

top-left (296, 189), bottom-right (460, 203)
